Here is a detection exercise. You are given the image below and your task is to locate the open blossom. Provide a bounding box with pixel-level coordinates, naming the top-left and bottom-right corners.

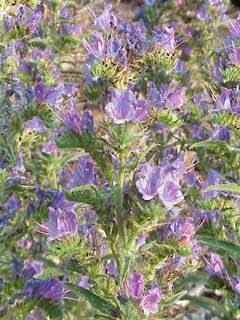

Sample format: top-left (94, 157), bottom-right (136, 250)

top-left (196, 4), bottom-right (210, 21)
top-left (205, 253), bottom-right (226, 278)
top-left (148, 82), bottom-right (186, 110)
top-left (136, 164), bottom-right (162, 200)
top-left (140, 287), bottom-right (161, 316)
top-left (136, 161), bottom-right (184, 208)
top-left (24, 278), bottom-right (64, 301)
top-left (125, 272), bottom-right (144, 300)
top-left (45, 206), bottom-right (79, 241)
top-left (4, 194), bottom-right (21, 214)
top-left (94, 5), bottom-right (118, 31)
top-left (24, 117), bottom-right (47, 133)
top-left (62, 100), bottom-right (94, 134)
top-left (78, 275), bottom-right (91, 289)
top-left (34, 82), bottom-right (69, 106)
top-left (230, 276), bottom-right (240, 294)
top-left (84, 32), bottom-right (127, 65)
top-left (105, 89), bottom-right (149, 124)
top-left (229, 15), bottom-right (240, 38)
top-left (212, 126), bottom-right (230, 141)
top-left (202, 169), bottom-right (222, 199)
top-left (60, 155), bottom-right (98, 190)
top-left (105, 259), bottom-right (118, 278)
top-left (153, 25), bottom-right (176, 53)
top-left (39, 195), bottom-right (79, 241)
top-left (21, 260), bottom-right (43, 279)
top-left (119, 21), bottom-right (148, 55)
top-left (41, 141), bottom-right (59, 156)
top-left (169, 217), bottom-right (195, 243)
top-left (158, 180), bottom-right (184, 209)
top-left (125, 272), bottom-right (161, 315)
top-left (229, 47), bottom-right (240, 65)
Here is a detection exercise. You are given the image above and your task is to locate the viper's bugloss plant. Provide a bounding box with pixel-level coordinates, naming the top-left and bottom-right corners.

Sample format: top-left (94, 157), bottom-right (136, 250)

top-left (1, 0), bottom-right (240, 319)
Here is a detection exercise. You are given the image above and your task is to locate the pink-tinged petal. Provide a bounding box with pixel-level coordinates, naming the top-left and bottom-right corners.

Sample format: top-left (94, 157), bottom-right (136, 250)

top-left (140, 287), bottom-right (161, 315)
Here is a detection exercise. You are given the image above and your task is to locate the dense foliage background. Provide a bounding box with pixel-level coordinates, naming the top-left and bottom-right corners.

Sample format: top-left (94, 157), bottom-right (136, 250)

top-left (1, 0), bottom-right (240, 319)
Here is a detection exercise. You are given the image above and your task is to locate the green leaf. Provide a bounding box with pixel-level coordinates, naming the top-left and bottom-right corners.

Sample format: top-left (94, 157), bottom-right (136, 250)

top-left (205, 183), bottom-right (240, 194)
top-left (199, 236), bottom-right (240, 259)
top-left (190, 140), bottom-right (230, 152)
top-left (66, 185), bottom-right (103, 207)
top-left (68, 285), bottom-right (120, 318)
top-left (185, 295), bottom-right (230, 319)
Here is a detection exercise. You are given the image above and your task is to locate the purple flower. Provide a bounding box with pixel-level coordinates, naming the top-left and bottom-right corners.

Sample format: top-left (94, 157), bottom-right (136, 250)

top-left (60, 5), bottom-right (74, 19)
top-left (25, 117), bottom-right (47, 133)
top-left (51, 192), bottom-right (77, 211)
top-left (119, 21), bottom-right (148, 55)
top-left (230, 276), bottom-right (240, 294)
top-left (158, 180), bottom-right (184, 209)
top-left (84, 33), bottom-right (127, 65)
top-left (212, 55), bottom-right (226, 83)
top-left (34, 82), bottom-right (50, 104)
top-left (3, 15), bottom-right (16, 32)
top-left (39, 195), bottom-right (79, 241)
top-left (34, 82), bottom-right (65, 106)
top-left (175, 59), bottom-right (187, 75)
top-left (105, 259), bottom-right (118, 278)
top-left (136, 160), bottom-right (185, 208)
top-left (169, 217), bottom-right (195, 243)
top-left (105, 89), bottom-right (149, 124)
top-left (212, 126), bottom-right (230, 141)
top-left (81, 111), bottom-right (94, 133)
top-left (229, 15), bottom-right (240, 38)
top-left (15, 4), bottom-right (43, 34)
top-left (17, 238), bottom-right (33, 250)
top-left (148, 82), bottom-right (185, 110)
top-left (229, 48), bottom-right (240, 65)
top-left (136, 233), bottom-right (147, 249)
top-left (27, 5), bottom-right (43, 34)
top-left (140, 287), bottom-right (161, 316)
top-left (205, 253), bottom-right (226, 278)
top-left (22, 260), bottom-right (43, 279)
top-left (24, 278), bottom-right (64, 301)
top-left (31, 48), bottom-right (54, 60)
top-left (136, 164), bottom-right (162, 200)
top-left (84, 32), bottom-right (107, 61)
top-left (60, 155), bottom-right (98, 190)
top-left (44, 206), bottom-right (79, 241)
top-left (4, 194), bottom-right (21, 214)
top-left (202, 169), bottom-right (222, 199)
top-left (95, 5), bottom-right (118, 31)
top-left (41, 141), bottom-right (58, 156)
top-left (61, 101), bottom-right (83, 134)
top-left (26, 309), bottom-right (44, 320)
top-left (60, 23), bottom-right (82, 36)
top-left (125, 272), bottom-right (144, 300)
top-left (62, 100), bottom-right (94, 134)
top-left (153, 26), bottom-right (176, 53)
top-left (147, 82), bottom-right (168, 108)
top-left (78, 275), bottom-right (91, 289)
top-left (196, 5), bottom-right (210, 21)
top-left (166, 85), bottom-right (186, 109)
top-left (194, 210), bottom-right (220, 225)
top-left (193, 91), bottom-right (213, 111)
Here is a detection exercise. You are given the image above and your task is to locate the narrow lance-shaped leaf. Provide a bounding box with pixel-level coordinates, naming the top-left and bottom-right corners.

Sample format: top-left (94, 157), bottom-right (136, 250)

top-left (68, 284), bottom-right (121, 318)
top-left (199, 236), bottom-right (240, 259)
top-left (205, 183), bottom-right (240, 194)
